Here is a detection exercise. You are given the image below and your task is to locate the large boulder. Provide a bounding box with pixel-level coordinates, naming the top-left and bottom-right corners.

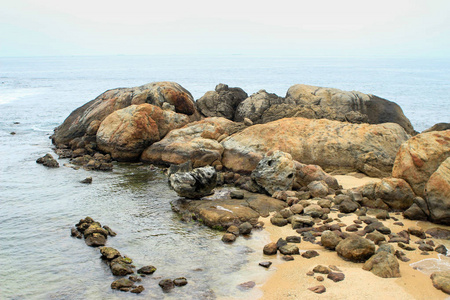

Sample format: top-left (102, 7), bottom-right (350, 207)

top-left (234, 90), bottom-right (284, 123)
top-left (222, 117), bottom-right (409, 177)
top-left (294, 162), bottom-right (340, 190)
top-left (251, 151), bottom-right (296, 195)
top-left (355, 178), bottom-right (415, 210)
top-left (169, 166), bottom-right (217, 199)
top-left (392, 130), bottom-right (450, 197)
top-left (52, 81), bottom-right (200, 147)
top-left (336, 235), bottom-right (375, 262)
top-left (285, 84), bottom-right (415, 135)
top-left (362, 252), bottom-right (401, 278)
top-left (141, 117), bottom-right (245, 167)
top-left (96, 104), bottom-right (189, 160)
top-left (196, 84), bottom-right (248, 120)
top-left (425, 157), bottom-right (450, 224)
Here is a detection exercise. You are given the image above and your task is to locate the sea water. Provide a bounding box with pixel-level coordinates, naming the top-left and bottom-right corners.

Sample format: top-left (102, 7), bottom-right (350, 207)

top-left (0, 55), bottom-right (449, 299)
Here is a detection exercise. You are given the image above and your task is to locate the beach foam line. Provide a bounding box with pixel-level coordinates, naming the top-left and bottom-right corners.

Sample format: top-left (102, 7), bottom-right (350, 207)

top-left (0, 88), bottom-right (44, 105)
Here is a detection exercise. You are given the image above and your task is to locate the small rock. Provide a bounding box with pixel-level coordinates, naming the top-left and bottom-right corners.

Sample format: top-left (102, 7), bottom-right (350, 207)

top-left (100, 247), bottom-right (121, 260)
top-left (263, 242), bottom-right (278, 255)
top-left (36, 154), bottom-right (59, 168)
top-left (111, 278), bottom-right (134, 290)
top-left (431, 271), bottom-right (450, 294)
top-left (173, 277), bottom-right (188, 287)
top-left (282, 255), bottom-right (294, 261)
top-left (398, 243), bottom-right (416, 251)
top-left (377, 244), bottom-right (395, 254)
top-left (276, 238), bottom-right (288, 249)
top-left (366, 231), bottom-right (386, 245)
top-left (239, 222), bottom-right (253, 235)
top-left (128, 275), bottom-right (141, 282)
top-left (321, 230), bottom-right (342, 250)
top-left (110, 258), bottom-right (134, 276)
top-left (308, 285), bottom-right (326, 294)
top-left (313, 265), bottom-right (330, 274)
top-left (290, 204), bottom-right (304, 214)
top-left (137, 265), bottom-right (157, 275)
top-left (339, 200), bottom-right (359, 213)
top-left (227, 225), bottom-right (240, 236)
top-left (329, 265), bottom-right (342, 272)
top-left (238, 281), bottom-right (256, 290)
top-left (259, 261), bottom-right (272, 268)
top-left (81, 177), bottom-right (92, 184)
top-left (362, 252), bottom-right (401, 278)
top-left (159, 279), bottom-right (175, 291)
top-left (271, 217), bottom-right (288, 227)
top-left (279, 244), bottom-right (300, 255)
top-left (70, 227), bottom-right (82, 239)
top-left (302, 250), bottom-right (320, 259)
top-left (230, 190), bottom-right (244, 199)
top-left (393, 222), bottom-right (404, 226)
top-left (426, 228), bottom-right (450, 240)
top-left (286, 236), bottom-right (301, 243)
top-left (408, 227), bottom-right (426, 239)
top-left (435, 245), bottom-right (448, 255)
top-left (222, 233), bottom-right (237, 243)
top-left (130, 285), bottom-right (144, 294)
top-left (418, 244), bottom-right (434, 252)
top-left (306, 271), bottom-right (315, 276)
top-left (316, 276), bottom-right (324, 281)
top-left (85, 233), bottom-right (106, 247)
top-left (394, 250), bottom-right (410, 262)
top-left (327, 272), bottom-right (345, 282)
top-left (103, 225), bottom-right (117, 237)
top-left (243, 118), bottom-right (253, 126)
top-left (10, 131), bottom-right (16, 135)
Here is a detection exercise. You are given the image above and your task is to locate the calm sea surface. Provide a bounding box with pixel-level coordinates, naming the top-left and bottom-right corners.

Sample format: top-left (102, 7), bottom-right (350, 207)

top-left (0, 55), bottom-right (449, 299)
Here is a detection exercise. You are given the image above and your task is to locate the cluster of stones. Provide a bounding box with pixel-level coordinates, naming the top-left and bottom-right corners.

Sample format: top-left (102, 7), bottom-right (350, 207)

top-left (36, 153), bottom-right (59, 168)
top-left (221, 221), bottom-right (253, 243)
top-left (306, 265), bottom-right (345, 294)
top-left (71, 216), bottom-right (116, 247)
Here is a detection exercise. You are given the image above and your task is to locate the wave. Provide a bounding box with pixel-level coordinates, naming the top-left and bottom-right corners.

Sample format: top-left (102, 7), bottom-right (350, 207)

top-left (0, 88), bottom-right (44, 105)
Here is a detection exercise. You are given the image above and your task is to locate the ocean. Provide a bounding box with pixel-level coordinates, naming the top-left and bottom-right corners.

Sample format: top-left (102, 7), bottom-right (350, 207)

top-left (0, 55), bottom-right (449, 299)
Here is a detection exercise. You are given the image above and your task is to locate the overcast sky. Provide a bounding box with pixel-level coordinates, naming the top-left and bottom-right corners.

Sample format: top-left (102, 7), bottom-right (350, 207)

top-left (1, 0), bottom-right (449, 57)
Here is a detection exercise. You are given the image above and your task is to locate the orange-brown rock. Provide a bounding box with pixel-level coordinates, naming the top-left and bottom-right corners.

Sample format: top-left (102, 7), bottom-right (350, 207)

top-left (221, 117), bottom-right (409, 177)
top-left (392, 130), bottom-right (450, 197)
top-left (52, 81), bottom-right (199, 147)
top-left (141, 117), bottom-right (245, 167)
top-left (96, 104), bottom-right (189, 161)
top-left (425, 157), bottom-right (450, 224)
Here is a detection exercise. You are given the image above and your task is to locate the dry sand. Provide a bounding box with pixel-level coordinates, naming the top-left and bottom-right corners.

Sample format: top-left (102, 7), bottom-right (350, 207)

top-left (257, 174), bottom-right (450, 300)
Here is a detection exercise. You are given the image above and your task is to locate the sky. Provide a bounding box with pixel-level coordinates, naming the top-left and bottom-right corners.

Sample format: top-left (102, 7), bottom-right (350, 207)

top-left (0, 0), bottom-right (449, 57)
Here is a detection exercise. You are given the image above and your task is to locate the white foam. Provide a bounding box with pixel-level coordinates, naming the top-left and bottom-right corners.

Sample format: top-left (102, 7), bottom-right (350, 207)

top-left (0, 88), bottom-right (43, 105)
top-left (410, 254), bottom-right (450, 275)
top-left (216, 206), bottom-right (234, 213)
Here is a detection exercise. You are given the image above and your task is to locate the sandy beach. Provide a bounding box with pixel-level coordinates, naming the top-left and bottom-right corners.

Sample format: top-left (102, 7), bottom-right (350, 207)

top-left (258, 174), bottom-right (450, 300)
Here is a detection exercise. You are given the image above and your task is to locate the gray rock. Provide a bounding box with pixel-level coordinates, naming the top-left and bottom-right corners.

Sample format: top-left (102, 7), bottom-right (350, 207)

top-left (363, 252), bottom-right (401, 278)
top-left (279, 244), bottom-right (300, 255)
top-left (197, 84), bottom-right (248, 120)
top-left (159, 279), bottom-right (175, 291)
top-left (291, 215), bottom-right (314, 229)
top-left (339, 200), bottom-right (359, 213)
top-left (169, 166), bottom-right (217, 199)
top-left (238, 222), bottom-right (253, 235)
top-left (307, 181), bottom-right (329, 198)
top-left (36, 154), bottom-right (59, 168)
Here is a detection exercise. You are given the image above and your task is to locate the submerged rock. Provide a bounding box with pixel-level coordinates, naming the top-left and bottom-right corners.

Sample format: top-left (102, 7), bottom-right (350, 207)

top-left (111, 278), bottom-right (134, 290)
top-left (36, 154), bottom-right (59, 168)
top-left (169, 166), bottom-right (217, 199)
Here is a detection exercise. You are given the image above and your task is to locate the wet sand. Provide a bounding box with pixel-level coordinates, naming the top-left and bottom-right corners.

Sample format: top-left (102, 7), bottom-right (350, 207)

top-left (258, 174), bottom-right (450, 300)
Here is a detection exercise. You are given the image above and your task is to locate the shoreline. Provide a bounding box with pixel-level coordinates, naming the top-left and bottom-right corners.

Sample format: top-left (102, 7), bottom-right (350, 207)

top-left (257, 174), bottom-right (450, 300)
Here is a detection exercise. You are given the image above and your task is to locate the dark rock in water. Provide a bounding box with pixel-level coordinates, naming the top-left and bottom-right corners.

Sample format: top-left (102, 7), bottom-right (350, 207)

top-left (227, 225), bottom-right (240, 236)
top-left (238, 222), bottom-right (253, 235)
top-left (100, 247), bottom-right (121, 260)
top-left (308, 285), bottom-right (326, 294)
top-left (110, 257), bottom-right (134, 276)
top-left (84, 224), bottom-right (109, 238)
top-left (80, 177), bottom-right (92, 184)
top-left (111, 278), bottom-right (134, 290)
top-left (302, 250), bottom-right (320, 259)
top-left (169, 166), bottom-right (217, 199)
top-left (237, 281), bottom-right (256, 290)
top-left (70, 227), bottom-right (82, 239)
top-left (173, 277), bottom-right (188, 287)
top-left (259, 261), bottom-right (272, 268)
top-left (435, 245), bottom-right (448, 255)
top-left (363, 252), bottom-right (401, 278)
top-left (130, 285), bottom-right (144, 294)
top-left (85, 233), bottom-right (106, 247)
top-left (128, 275), bottom-right (141, 282)
top-left (336, 236), bottom-right (375, 262)
top-left (222, 233), bottom-right (236, 243)
top-left (36, 154), bottom-right (59, 168)
top-left (230, 190), bottom-right (245, 199)
top-left (263, 242), bottom-right (278, 255)
top-left (426, 228), bottom-right (450, 240)
top-left (159, 279), bottom-right (175, 291)
top-left (279, 244), bottom-right (300, 255)
top-left (327, 272), bottom-right (345, 282)
top-left (137, 265), bottom-right (157, 275)
top-left (10, 131), bottom-right (16, 135)
top-left (431, 271), bottom-right (450, 294)
top-left (103, 225), bottom-right (116, 237)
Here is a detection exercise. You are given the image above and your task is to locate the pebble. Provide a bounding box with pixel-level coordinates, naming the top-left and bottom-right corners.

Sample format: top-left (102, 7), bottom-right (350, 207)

top-left (327, 272), bottom-right (345, 282)
top-left (308, 285), bottom-right (326, 294)
top-left (302, 250), bottom-right (320, 259)
top-left (259, 261), bottom-right (272, 268)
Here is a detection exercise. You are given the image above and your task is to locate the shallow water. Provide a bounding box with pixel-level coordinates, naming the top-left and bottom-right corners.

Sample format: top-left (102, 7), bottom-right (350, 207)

top-left (0, 55), bottom-right (449, 299)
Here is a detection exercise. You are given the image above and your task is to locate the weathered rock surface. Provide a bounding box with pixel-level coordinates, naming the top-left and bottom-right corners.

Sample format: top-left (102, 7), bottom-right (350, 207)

top-left (234, 90), bottom-right (284, 123)
top-left (169, 166), bottom-right (217, 199)
top-left (52, 81), bottom-right (200, 147)
top-left (196, 84), bottom-right (248, 120)
top-left (141, 117), bottom-right (245, 167)
top-left (171, 189), bottom-right (285, 229)
top-left (425, 157), bottom-right (450, 224)
top-left (285, 84), bottom-right (415, 135)
top-left (431, 271), bottom-right (450, 294)
top-left (336, 235), bottom-right (375, 262)
top-left (423, 123), bottom-right (450, 133)
top-left (251, 151), bottom-right (296, 195)
top-left (96, 104), bottom-right (189, 160)
top-left (362, 252), bottom-right (401, 278)
top-left (294, 162), bottom-right (340, 190)
top-left (392, 130), bottom-right (450, 197)
top-left (321, 230), bottom-right (342, 250)
top-left (36, 154), bottom-right (59, 168)
top-left (222, 117), bottom-right (409, 177)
